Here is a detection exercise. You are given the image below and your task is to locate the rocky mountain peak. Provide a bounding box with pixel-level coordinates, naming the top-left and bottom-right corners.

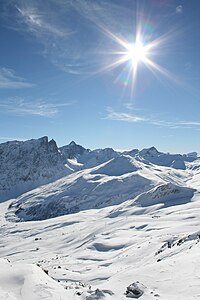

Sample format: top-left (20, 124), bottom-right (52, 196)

top-left (0, 136), bottom-right (72, 201)
top-left (59, 141), bottom-right (87, 160)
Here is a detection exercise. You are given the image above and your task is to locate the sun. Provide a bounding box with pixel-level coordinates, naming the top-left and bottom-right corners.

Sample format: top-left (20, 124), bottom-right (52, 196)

top-left (96, 23), bottom-right (177, 94)
top-left (124, 39), bottom-right (148, 67)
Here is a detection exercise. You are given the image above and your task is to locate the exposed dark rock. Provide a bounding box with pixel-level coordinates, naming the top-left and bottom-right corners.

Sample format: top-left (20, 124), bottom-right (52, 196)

top-left (59, 141), bottom-right (87, 160)
top-left (125, 282), bottom-right (144, 298)
top-left (0, 136), bottom-right (72, 201)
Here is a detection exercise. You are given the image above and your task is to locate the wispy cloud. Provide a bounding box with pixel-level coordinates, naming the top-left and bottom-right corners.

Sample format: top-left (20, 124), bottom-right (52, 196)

top-left (106, 108), bottom-right (147, 123)
top-left (178, 121), bottom-right (200, 126)
top-left (0, 97), bottom-right (74, 117)
top-left (176, 5), bottom-right (183, 14)
top-left (1, 0), bottom-right (185, 79)
top-left (0, 68), bottom-right (35, 89)
top-left (15, 6), bottom-right (68, 38)
top-left (2, 0), bottom-right (134, 75)
top-left (105, 108), bottom-right (200, 129)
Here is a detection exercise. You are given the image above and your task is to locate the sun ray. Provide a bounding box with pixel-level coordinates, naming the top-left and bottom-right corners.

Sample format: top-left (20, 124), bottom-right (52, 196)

top-left (81, 15), bottom-right (182, 98)
top-left (88, 12), bottom-right (184, 97)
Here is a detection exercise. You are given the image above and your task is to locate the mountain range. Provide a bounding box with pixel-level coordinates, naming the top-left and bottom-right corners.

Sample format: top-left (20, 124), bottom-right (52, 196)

top-left (0, 136), bottom-right (197, 203)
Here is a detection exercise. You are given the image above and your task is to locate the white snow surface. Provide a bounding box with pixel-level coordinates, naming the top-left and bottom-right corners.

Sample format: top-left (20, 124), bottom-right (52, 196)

top-left (1, 138), bottom-right (200, 299)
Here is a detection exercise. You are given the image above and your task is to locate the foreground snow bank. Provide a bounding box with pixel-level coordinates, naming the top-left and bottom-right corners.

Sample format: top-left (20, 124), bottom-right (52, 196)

top-left (0, 259), bottom-right (68, 300)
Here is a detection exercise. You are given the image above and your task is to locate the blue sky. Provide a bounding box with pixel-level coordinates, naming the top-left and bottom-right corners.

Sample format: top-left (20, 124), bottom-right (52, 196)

top-left (0, 0), bottom-right (200, 153)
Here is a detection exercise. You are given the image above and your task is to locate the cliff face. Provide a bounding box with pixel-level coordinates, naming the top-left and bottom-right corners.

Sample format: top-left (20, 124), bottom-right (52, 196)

top-left (0, 136), bottom-right (72, 201)
top-left (59, 141), bottom-right (87, 161)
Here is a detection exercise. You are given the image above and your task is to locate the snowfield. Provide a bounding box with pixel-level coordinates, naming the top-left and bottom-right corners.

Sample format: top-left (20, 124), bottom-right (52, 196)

top-left (0, 137), bottom-right (200, 299)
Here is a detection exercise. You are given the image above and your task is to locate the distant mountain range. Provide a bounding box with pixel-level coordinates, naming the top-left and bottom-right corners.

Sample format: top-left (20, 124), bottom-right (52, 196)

top-left (0, 136), bottom-right (198, 221)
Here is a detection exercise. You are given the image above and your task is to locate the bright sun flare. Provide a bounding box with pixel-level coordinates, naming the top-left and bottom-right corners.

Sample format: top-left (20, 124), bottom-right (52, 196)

top-left (125, 40), bottom-right (148, 67)
top-left (98, 24), bottom-right (176, 95)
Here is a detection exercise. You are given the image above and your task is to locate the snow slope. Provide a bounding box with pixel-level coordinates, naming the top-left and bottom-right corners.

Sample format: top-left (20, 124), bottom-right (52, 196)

top-left (0, 258), bottom-right (69, 300)
top-left (1, 183), bottom-right (200, 299)
top-left (7, 154), bottom-right (187, 221)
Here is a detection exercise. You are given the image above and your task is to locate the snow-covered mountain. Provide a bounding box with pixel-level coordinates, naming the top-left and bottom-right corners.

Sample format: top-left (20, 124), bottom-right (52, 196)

top-left (8, 152), bottom-right (195, 222)
top-left (125, 146), bottom-right (196, 170)
top-left (6, 156), bottom-right (158, 221)
top-left (60, 141), bottom-right (119, 169)
top-left (0, 136), bottom-right (197, 203)
top-left (1, 136), bottom-right (200, 299)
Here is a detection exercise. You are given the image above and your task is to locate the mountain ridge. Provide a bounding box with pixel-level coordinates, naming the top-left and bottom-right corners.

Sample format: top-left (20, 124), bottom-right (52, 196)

top-left (0, 136), bottom-right (198, 203)
top-left (0, 136), bottom-right (198, 221)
